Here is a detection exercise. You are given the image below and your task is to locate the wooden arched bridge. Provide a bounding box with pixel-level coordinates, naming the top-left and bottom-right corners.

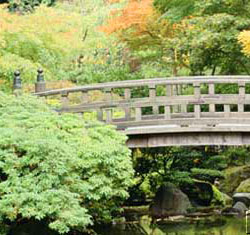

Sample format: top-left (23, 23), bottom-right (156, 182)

top-left (31, 73), bottom-right (250, 148)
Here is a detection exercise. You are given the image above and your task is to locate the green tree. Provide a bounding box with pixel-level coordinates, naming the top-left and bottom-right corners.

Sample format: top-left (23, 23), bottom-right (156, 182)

top-left (154, 0), bottom-right (250, 75)
top-left (0, 92), bottom-right (133, 234)
top-left (8, 0), bottom-right (56, 12)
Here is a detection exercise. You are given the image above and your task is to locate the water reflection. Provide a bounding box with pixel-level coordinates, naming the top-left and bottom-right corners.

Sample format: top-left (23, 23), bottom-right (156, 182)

top-left (3, 216), bottom-right (247, 235)
top-left (96, 216), bottom-right (246, 235)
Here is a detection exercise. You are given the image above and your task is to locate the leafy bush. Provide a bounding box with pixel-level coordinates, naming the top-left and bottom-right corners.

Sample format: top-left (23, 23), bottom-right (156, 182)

top-left (0, 92), bottom-right (133, 233)
top-left (191, 168), bottom-right (224, 183)
top-left (223, 147), bottom-right (250, 166)
top-left (8, 0), bottom-right (56, 13)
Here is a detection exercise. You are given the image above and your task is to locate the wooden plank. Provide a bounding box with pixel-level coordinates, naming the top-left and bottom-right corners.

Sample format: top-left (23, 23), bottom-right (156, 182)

top-left (81, 91), bottom-right (89, 104)
top-left (113, 118), bottom-right (250, 130)
top-left (61, 91), bottom-right (69, 107)
top-left (172, 85), bottom-right (179, 113)
top-left (58, 94), bottom-right (250, 113)
top-left (164, 105), bottom-right (171, 119)
top-left (124, 125), bottom-right (250, 135)
top-left (238, 81), bottom-right (245, 113)
top-left (124, 88), bottom-right (131, 120)
top-left (149, 84), bottom-right (158, 115)
top-left (194, 82), bottom-right (201, 118)
top-left (224, 104), bottom-right (230, 118)
top-left (166, 85), bottom-right (172, 96)
top-left (209, 83), bottom-right (215, 112)
top-left (126, 133), bottom-right (250, 148)
top-left (97, 109), bottom-right (103, 121)
top-left (135, 107), bottom-right (142, 121)
top-left (105, 108), bottom-right (112, 123)
top-left (104, 88), bottom-right (112, 102)
top-left (181, 105), bottom-right (187, 113)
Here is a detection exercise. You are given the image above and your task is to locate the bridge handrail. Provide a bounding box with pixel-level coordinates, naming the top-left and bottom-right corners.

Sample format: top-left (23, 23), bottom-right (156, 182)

top-left (32, 75), bottom-right (250, 129)
top-left (34, 76), bottom-right (250, 96)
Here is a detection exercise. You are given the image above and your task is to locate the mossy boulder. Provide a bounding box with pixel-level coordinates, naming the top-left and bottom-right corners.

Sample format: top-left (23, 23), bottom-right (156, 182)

top-left (149, 183), bottom-right (191, 218)
top-left (236, 179), bottom-right (250, 193)
top-left (220, 165), bottom-right (250, 195)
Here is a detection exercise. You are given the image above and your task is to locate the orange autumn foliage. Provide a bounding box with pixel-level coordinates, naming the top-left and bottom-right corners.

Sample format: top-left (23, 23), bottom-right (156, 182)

top-left (100, 0), bottom-right (155, 35)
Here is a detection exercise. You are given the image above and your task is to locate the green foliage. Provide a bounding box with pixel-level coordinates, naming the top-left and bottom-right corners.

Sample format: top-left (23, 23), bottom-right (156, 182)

top-left (201, 155), bottom-right (227, 170)
top-left (191, 168), bottom-right (224, 183)
top-left (153, 0), bottom-right (250, 75)
top-left (0, 5), bottom-right (85, 92)
top-left (0, 92), bottom-right (133, 233)
top-left (211, 185), bottom-right (226, 206)
top-left (128, 146), bottom-right (230, 204)
top-left (223, 147), bottom-right (250, 166)
top-left (8, 0), bottom-right (56, 13)
top-left (154, 0), bottom-right (196, 22)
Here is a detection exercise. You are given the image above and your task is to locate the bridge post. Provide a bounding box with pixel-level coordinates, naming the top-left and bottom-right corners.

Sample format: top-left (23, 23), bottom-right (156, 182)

top-left (149, 84), bottom-right (158, 115)
top-left (172, 84), bottom-right (179, 113)
top-left (124, 88), bottom-right (131, 120)
top-left (224, 104), bottom-right (230, 117)
top-left (238, 81), bottom-right (245, 113)
top-left (13, 70), bottom-right (22, 95)
top-left (81, 91), bottom-right (89, 103)
top-left (135, 107), bottom-right (142, 121)
top-left (194, 82), bottom-right (201, 118)
top-left (208, 83), bottom-right (215, 112)
top-left (104, 88), bottom-right (113, 123)
top-left (164, 105), bottom-right (171, 119)
top-left (61, 91), bottom-right (69, 108)
top-left (165, 84), bottom-right (172, 119)
top-left (35, 69), bottom-right (46, 93)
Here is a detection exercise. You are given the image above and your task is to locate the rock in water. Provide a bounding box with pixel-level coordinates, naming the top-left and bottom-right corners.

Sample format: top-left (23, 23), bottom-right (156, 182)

top-left (150, 183), bottom-right (191, 218)
top-left (232, 201), bottom-right (248, 214)
top-left (233, 192), bottom-right (250, 207)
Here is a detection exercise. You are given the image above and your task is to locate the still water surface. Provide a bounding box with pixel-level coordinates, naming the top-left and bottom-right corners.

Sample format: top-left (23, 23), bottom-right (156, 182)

top-left (7, 216), bottom-right (248, 235)
top-left (96, 216), bottom-right (247, 235)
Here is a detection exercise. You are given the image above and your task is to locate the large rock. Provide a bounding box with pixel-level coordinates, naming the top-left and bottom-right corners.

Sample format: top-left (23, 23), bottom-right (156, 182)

top-left (232, 201), bottom-right (248, 214)
top-left (220, 165), bottom-right (250, 195)
top-left (236, 179), bottom-right (250, 193)
top-left (233, 192), bottom-right (250, 207)
top-left (149, 183), bottom-right (191, 218)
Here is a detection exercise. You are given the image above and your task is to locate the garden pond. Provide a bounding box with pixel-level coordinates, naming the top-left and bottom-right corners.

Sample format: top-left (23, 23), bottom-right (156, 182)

top-left (95, 216), bottom-right (247, 235)
top-left (6, 215), bottom-right (248, 235)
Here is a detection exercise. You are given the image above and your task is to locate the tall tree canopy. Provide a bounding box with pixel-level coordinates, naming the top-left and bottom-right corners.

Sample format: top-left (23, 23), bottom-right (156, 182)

top-left (154, 0), bottom-right (250, 75)
top-left (101, 0), bottom-right (250, 75)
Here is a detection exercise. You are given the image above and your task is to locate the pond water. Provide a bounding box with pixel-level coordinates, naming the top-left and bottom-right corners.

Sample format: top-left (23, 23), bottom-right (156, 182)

top-left (5, 215), bottom-right (248, 235)
top-left (95, 216), bottom-right (247, 235)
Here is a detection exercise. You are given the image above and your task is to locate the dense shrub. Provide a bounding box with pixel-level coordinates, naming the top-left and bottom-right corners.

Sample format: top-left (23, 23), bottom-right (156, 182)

top-left (191, 168), bottom-right (224, 183)
top-left (0, 92), bottom-right (133, 233)
top-left (8, 0), bottom-right (56, 12)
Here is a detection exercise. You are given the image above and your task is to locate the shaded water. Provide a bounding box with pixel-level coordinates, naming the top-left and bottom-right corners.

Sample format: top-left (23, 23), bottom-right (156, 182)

top-left (96, 216), bottom-right (247, 235)
top-left (5, 216), bottom-right (248, 235)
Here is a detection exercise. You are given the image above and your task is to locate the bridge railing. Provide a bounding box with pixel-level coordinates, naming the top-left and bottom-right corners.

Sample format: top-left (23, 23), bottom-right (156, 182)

top-left (33, 75), bottom-right (250, 129)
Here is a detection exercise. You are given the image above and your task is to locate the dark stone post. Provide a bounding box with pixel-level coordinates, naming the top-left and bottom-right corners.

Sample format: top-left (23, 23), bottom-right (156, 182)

top-left (35, 68), bottom-right (46, 93)
top-left (13, 70), bottom-right (22, 95)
